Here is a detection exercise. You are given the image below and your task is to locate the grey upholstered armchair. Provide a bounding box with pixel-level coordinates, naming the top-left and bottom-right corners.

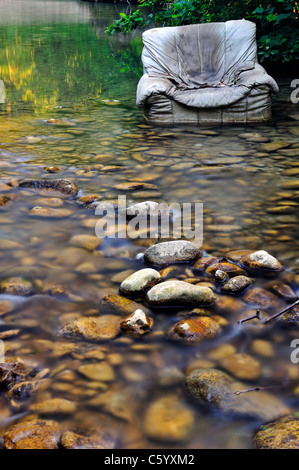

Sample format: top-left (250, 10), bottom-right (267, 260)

top-left (136, 20), bottom-right (279, 124)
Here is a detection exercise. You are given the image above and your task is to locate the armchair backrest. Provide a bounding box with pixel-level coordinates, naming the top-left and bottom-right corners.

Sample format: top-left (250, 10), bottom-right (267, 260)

top-left (141, 19), bottom-right (257, 87)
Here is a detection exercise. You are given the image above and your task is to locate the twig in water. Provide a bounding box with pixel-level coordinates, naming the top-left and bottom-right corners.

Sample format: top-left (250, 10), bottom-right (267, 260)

top-left (238, 299), bottom-right (299, 325)
top-left (226, 374), bottom-right (290, 396)
top-left (264, 299), bottom-right (299, 324)
top-left (238, 310), bottom-right (261, 325)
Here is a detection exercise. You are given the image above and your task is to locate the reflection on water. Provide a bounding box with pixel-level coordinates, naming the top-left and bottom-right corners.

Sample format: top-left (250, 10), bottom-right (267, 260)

top-left (0, 0), bottom-right (298, 450)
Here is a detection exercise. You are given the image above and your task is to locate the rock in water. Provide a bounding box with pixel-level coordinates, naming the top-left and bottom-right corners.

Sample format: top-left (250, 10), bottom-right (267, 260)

top-left (58, 315), bottom-right (120, 342)
top-left (4, 419), bottom-right (61, 449)
top-left (146, 280), bottom-right (215, 307)
top-left (120, 201), bottom-right (169, 219)
top-left (185, 369), bottom-right (289, 421)
top-left (219, 353), bottom-right (261, 380)
top-left (0, 277), bottom-right (34, 296)
top-left (143, 395), bottom-right (194, 442)
top-left (0, 195), bottom-right (11, 207)
top-left (221, 275), bottom-right (252, 294)
top-left (18, 179), bottom-right (78, 198)
top-left (144, 240), bottom-right (200, 266)
top-left (168, 317), bottom-right (221, 343)
top-left (119, 268), bottom-right (161, 296)
top-left (241, 250), bottom-right (284, 272)
top-left (254, 414), bottom-right (299, 449)
top-left (120, 309), bottom-right (153, 337)
top-left (60, 430), bottom-right (115, 449)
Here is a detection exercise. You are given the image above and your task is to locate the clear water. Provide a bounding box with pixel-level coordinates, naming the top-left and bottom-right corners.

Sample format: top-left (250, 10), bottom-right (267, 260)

top-left (0, 0), bottom-right (298, 449)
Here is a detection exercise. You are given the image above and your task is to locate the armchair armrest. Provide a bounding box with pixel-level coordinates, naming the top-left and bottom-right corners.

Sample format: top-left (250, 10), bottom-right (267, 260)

top-left (136, 74), bottom-right (176, 108)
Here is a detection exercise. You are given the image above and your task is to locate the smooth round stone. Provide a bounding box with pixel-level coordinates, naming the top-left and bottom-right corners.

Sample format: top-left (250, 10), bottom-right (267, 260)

top-left (144, 240), bottom-right (200, 266)
top-left (221, 275), bottom-right (252, 294)
top-left (251, 339), bottom-right (274, 358)
top-left (239, 132), bottom-right (269, 143)
top-left (254, 415), bottom-right (299, 449)
top-left (60, 430), bottom-right (115, 449)
top-left (29, 398), bottom-right (76, 415)
top-left (115, 182), bottom-right (157, 191)
top-left (0, 195), bottom-right (11, 207)
top-left (119, 268), bottom-right (161, 296)
top-left (220, 353), bottom-right (261, 380)
top-left (242, 287), bottom-right (277, 308)
top-left (242, 250), bottom-right (284, 272)
top-left (87, 389), bottom-right (134, 422)
top-left (146, 280), bottom-right (215, 307)
top-left (0, 239), bottom-right (20, 250)
top-left (260, 141), bottom-right (290, 152)
top-left (0, 277), bottom-right (33, 296)
top-left (4, 419), bottom-right (61, 449)
top-left (102, 294), bottom-right (150, 315)
top-left (185, 369), bottom-right (289, 421)
top-left (206, 262), bottom-right (246, 277)
top-left (169, 317), bottom-right (221, 344)
top-left (18, 179), bottom-right (78, 198)
top-left (30, 206), bottom-right (73, 218)
top-left (281, 180), bottom-right (299, 190)
top-left (69, 234), bottom-right (101, 251)
top-left (144, 395), bottom-right (194, 443)
top-left (120, 201), bottom-right (169, 219)
top-left (120, 309), bottom-right (153, 337)
top-left (59, 315), bottom-right (120, 342)
top-left (78, 363), bottom-right (115, 382)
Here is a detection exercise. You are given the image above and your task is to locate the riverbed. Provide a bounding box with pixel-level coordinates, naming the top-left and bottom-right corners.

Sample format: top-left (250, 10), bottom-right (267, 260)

top-left (0, 0), bottom-right (298, 449)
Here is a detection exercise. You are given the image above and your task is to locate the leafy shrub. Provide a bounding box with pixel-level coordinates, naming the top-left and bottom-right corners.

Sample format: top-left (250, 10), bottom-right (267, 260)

top-left (106, 0), bottom-right (299, 63)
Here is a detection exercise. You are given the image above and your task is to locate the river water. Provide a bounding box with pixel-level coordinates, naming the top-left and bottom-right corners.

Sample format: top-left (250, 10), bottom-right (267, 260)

top-left (0, 0), bottom-right (298, 449)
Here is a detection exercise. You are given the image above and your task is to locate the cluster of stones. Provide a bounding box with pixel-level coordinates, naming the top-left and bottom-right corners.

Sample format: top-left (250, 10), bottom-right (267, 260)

top-left (1, 178), bottom-right (299, 448)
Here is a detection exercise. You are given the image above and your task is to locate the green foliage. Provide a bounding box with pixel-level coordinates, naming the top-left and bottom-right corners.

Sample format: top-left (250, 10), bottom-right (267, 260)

top-left (106, 0), bottom-right (299, 63)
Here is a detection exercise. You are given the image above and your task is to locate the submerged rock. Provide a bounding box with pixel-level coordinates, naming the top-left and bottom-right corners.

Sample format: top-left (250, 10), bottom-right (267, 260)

top-left (29, 398), bottom-right (76, 415)
top-left (30, 206), bottom-right (73, 218)
top-left (146, 280), bottom-right (215, 307)
top-left (254, 414), bottom-right (299, 449)
top-left (59, 315), bottom-right (120, 342)
top-left (18, 179), bottom-right (78, 198)
top-left (77, 194), bottom-right (101, 207)
top-left (60, 430), bottom-right (116, 449)
top-left (120, 309), bottom-right (153, 337)
top-left (0, 277), bottom-right (34, 296)
top-left (78, 363), bottom-right (115, 382)
top-left (45, 166), bottom-right (60, 173)
top-left (144, 240), bottom-right (200, 266)
top-left (0, 195), bottom-right (11, 207)
top-left (126, 201), bottom-right (168, 218)
top-left (221, 275), bottom-right (252, 295)
top-left (186, 369), bottom-right (289, 421)
top-left (220, 353), bottom-right (261, 380)
top-left (144, 395), bottom-right (194, 443)
top-left (102, 294), bottom-right (149, 315)
top-left (119, 268), bottom-right (161, 296)
top-left (69, 234), bottom-right (101, 251)
top-left (242, 287), bottom-right (278, 308)
top-left (4, 419), bottom-right (61, 449)
top-left (115, 182), bottom-right (158, 191)
top-left (206, 262), bottom-right (246, 277)
top-left (87, 389), bottom-right (133, 422)
top-left (169, 317), bottom-right (221, 344)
